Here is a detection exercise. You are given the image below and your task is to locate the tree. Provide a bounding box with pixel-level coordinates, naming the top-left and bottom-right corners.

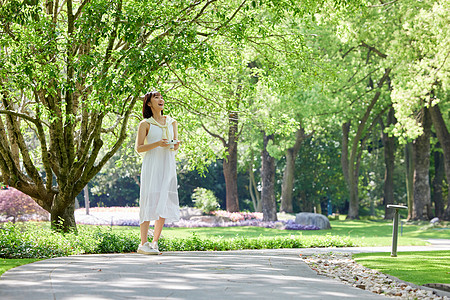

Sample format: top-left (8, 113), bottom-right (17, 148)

top-left (431, 141), bottom-right (445, 219)
top-left (429, 104), bottom-right (450, 219)
top-left (410, 107), bottom-right (432, 220)
top-left (302, 5), bottom-right (395, 219)
top-left (384, 0), bottom-right (449, 219)
top-left (293, 131), bottom-right (348, 214)
top-left (280, 126), bottom-right (307, 213)
top-left (340, 62), bottom-right (391, 220)
top-left (261, 132), bottom-right (277, 221)
top-left (0, 0), bottom-right (286, 231)
top-left (404, 142), bottom-right (414, 220)
top-left (167, 52), bottom-right (256, 212)
top-left (163, 4), bottom-right (320, 214)
top-left (380, 107), bottom-right (397, 219)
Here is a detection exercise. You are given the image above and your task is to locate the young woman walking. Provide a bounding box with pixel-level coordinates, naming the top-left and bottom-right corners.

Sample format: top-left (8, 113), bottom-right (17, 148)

top-left (135, 91), bottom-right (181, 254)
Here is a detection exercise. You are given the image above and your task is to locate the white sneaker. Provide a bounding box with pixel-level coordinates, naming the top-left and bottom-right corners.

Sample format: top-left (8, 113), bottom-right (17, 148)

top-left (137, 242), bottom-right (160, 255)
top-left (151, 241), bottom-right (159, 252)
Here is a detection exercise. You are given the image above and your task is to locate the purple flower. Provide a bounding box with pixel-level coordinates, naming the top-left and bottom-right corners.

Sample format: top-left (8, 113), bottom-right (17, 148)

top-left (73, 207), bottom-right (320, 231)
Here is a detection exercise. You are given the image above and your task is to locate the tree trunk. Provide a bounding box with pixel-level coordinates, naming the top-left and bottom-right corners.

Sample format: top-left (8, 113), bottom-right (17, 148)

top-left (429, 104), bottom-right (450, 220)
top-left (432, 144), bottom-right (445, 218)
top-left (343, 69), bottom-right (391, 219)
top-left (84, 185), bottom-right (90, 215)
top-left (51, 196), bottom-right (76, 232)
top-left (347, 167), bottom-right (360, 219)
top-left (248, 163), bottom-right (261, 212)
top-left (405, 143), bottom-right (414, 220)
top-left (223, 151), bottom-right (239, 212)
top-left (261, 132), bottom-right (277, 221)
top-left (380, 107), bottom-right (396, 219)
top-left (223, 110), bottom-right (239, 212)
top-left (342, 122), bottom-right (360, 219)
top-left (411, 107), bottom-right (432, 220)
top-left (280, 127), bottom-right (306, 213)
top-left (298, 190), bottom-right (311, 212)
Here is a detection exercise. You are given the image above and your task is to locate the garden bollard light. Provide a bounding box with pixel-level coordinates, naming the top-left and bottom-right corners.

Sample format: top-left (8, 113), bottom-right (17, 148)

top-left (387, 205), bottom-right (408, 257)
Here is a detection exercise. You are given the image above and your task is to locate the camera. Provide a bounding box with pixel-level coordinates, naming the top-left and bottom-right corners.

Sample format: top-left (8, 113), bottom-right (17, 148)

top-left (167, 139), bottom-right (178, 149)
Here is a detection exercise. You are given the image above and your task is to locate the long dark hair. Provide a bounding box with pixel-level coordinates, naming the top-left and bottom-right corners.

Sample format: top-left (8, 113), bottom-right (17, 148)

top-left (142, 91), bottom-right (162, 118)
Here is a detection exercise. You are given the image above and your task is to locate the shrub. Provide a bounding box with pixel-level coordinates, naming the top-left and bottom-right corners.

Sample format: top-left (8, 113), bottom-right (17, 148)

top-left (0, 223), bottom-right (357, 259)
top-left (158, 233), bottom-right (357, 251)
top-left (191, 187), bottom-right (220, 213)
top-left (0, 222), bottom-right (140, 259)
top-left (0, 187), bottom-right (49, 223)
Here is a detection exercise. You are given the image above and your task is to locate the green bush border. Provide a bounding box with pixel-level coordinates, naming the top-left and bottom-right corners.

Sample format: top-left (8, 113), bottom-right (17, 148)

top-left (0, 222), bottom-right (357, 259)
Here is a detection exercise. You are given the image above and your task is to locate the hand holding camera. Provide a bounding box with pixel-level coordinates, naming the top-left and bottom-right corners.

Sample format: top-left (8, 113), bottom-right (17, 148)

top-left (167, 139), bottom-right (180, 150)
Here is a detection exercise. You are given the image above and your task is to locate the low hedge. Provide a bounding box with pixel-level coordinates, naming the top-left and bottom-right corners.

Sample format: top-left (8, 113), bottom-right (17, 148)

top-left (0, 222), bottom-right (357, 259)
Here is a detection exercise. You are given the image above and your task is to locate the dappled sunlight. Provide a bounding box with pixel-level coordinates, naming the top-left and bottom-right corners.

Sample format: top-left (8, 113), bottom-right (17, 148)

top-left (1, 251), bottom-right (388, 299)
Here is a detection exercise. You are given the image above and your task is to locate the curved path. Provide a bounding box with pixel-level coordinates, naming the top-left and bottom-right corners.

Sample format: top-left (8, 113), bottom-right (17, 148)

top-left (1, 243), bottom-right (449, 300)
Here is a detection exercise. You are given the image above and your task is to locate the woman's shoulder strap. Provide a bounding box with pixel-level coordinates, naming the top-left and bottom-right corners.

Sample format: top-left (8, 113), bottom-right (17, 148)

top-left (142, 118), bottom-right (152, 126)
top-left (165, 116), bottom-right (176, 125)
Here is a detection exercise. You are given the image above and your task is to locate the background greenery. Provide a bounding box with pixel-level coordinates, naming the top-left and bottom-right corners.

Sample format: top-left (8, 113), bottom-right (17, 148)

top-left (1, 0), bottom-right (448, 228)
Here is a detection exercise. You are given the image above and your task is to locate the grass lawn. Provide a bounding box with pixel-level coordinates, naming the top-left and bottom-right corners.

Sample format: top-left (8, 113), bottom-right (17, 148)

top-left (0, 258), bottom-right (42, 276)
top-left (107, 219), bottom-right (449, 247)
top-left (353, 251), bottom-right (450, 286)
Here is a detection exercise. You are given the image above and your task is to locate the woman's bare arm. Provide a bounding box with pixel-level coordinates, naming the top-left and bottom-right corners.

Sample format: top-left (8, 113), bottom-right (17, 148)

top-left (172, 121), bottom-right (181, 150)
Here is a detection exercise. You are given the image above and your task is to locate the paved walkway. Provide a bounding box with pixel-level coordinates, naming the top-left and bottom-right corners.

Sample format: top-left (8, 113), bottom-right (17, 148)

top-left (1, 242), bottom-right (449, 300)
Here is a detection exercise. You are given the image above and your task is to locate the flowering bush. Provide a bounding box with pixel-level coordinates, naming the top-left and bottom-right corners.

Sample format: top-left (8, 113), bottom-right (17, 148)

top-left (165, 218), bottom-right (319, 230)
top-left (74, 207), bottom-right (320, 230)
top-left (211, 210), bottom-right (263, 222)
top-left (0, 187), bottom-right (49, 223)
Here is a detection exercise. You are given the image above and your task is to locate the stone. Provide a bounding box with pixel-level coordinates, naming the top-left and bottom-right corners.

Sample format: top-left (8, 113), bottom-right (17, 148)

top-left (430, 217), bottom-right (440, 224)
top-left (179, 207), bottom-right (203, 220)
top-left (303, 252), bottom-right (448, 300)
top-left (294, 212), bottom-right (331, 229)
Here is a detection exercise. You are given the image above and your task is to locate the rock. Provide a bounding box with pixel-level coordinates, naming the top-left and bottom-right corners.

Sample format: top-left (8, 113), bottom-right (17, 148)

top-left (430, 217), bottom-right (440, 224)
top-left (179, 207), bottom-right (203, 220)
top-left (302, 253), bottom-right (447, 300)
top-left (295, 212), bottom-right (331, 229)
top-left (423, 283), bottom-right (450, 292)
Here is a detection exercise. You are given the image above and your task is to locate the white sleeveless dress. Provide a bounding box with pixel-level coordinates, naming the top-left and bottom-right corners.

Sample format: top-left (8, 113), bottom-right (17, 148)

top-left (139, 118), bottom-right (180, 224)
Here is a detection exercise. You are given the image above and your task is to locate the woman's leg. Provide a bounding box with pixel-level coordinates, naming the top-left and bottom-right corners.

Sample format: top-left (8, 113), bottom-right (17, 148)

top-left (140, 221), bottom-right (150, 245)
top-left (152, 217), bottom-right (166, 242)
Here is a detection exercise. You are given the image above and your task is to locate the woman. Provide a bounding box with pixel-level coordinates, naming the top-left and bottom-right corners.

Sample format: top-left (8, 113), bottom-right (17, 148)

top-left (135, 91), bottom-right (181, 255)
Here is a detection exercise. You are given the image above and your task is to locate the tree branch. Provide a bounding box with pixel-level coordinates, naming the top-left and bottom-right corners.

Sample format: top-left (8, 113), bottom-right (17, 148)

top-left (101, 116), bottom-right (124, 133)
top-left (201, 122), bottom-right (227, 146)
top-left (342, 46), bottom-right (356, 59)
top-left (0, 95), bottom-right (46, 193)
top-left (214, 0), bottom-right (247, 33)
top-left (0, 110), bottom-right (40, 124)
top-left (73, 0), bottom-right (91, 21)
top-left (360, 41), bottom-right (387, 59)
top-left (73, 95), bottom-right (137, 197)
top-left (368, 0), bottom-right (398, 8)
